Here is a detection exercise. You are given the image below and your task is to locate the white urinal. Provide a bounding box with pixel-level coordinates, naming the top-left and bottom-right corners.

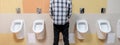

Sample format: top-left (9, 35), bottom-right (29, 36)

top-left (11, 20), bottom-right (24, 39)
top-left (76, 20), bottom-right (88, 39)
top-left (33, 20), bottom-right (45, 40)
top-left (97, 20), bottom-right (111, 40)
top-left (117, 20), bottom-right (120, 39)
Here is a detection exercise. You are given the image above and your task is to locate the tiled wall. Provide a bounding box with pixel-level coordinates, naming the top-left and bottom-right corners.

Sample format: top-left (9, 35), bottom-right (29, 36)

top-left (0, 14), bottom-right (120, 45)
top-left (23, 0), bottom-right (49, 13)
top-left (0, 0), bottom-right (120, 45)
top-left (107, 0), bottom-right (120, 14)
top-left (0, 0), bottom-right (107, 14)
top-left (0, 0), bottom-right (23, 13)
top-left (72, 0), bottom-right (107, 14)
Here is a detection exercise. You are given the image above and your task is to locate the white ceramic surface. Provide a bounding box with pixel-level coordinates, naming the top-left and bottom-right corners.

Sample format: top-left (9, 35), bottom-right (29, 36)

top-left (97, 20), bottom-right (111, 33)
top-left (33, 20), bottom-right (44, 33)
top-left (77, 20), bottom-right (88, 33)
top-left (117, 20), bottom-right (120, 38)
top-left (11, 19), bottom-right (24, 39)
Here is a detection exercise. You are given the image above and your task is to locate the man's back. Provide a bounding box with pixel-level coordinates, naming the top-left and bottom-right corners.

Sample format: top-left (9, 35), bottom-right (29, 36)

top-left (50, 0), bottom-right (72, 25)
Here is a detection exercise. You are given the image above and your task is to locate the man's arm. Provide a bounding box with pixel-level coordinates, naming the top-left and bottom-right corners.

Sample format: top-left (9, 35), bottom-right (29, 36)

top-left (49, 0), bottom-right (53, 19)
top-left (68, 0), bottom-right (72, 19)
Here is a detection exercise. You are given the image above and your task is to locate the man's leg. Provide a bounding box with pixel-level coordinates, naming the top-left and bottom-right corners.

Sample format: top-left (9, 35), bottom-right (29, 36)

top-left (62, 22), bottom-right (69, 45)
top-left (53, 24), bottom-right (60, 45)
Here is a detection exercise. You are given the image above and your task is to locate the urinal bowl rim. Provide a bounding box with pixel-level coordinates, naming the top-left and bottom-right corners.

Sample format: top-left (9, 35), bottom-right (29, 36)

top-left (11, 20), bottom-right (24, 33)
top-left (76, 20), bottom-right (88, 33)
top-left (33, 20), bottom-right (44, 33)
top-left (97, 20), bottom-right (111, 33)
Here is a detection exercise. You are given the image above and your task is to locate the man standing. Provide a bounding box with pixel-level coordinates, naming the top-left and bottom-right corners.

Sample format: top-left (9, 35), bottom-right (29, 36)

top-left (50, 0), bottom-right (72, 45)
